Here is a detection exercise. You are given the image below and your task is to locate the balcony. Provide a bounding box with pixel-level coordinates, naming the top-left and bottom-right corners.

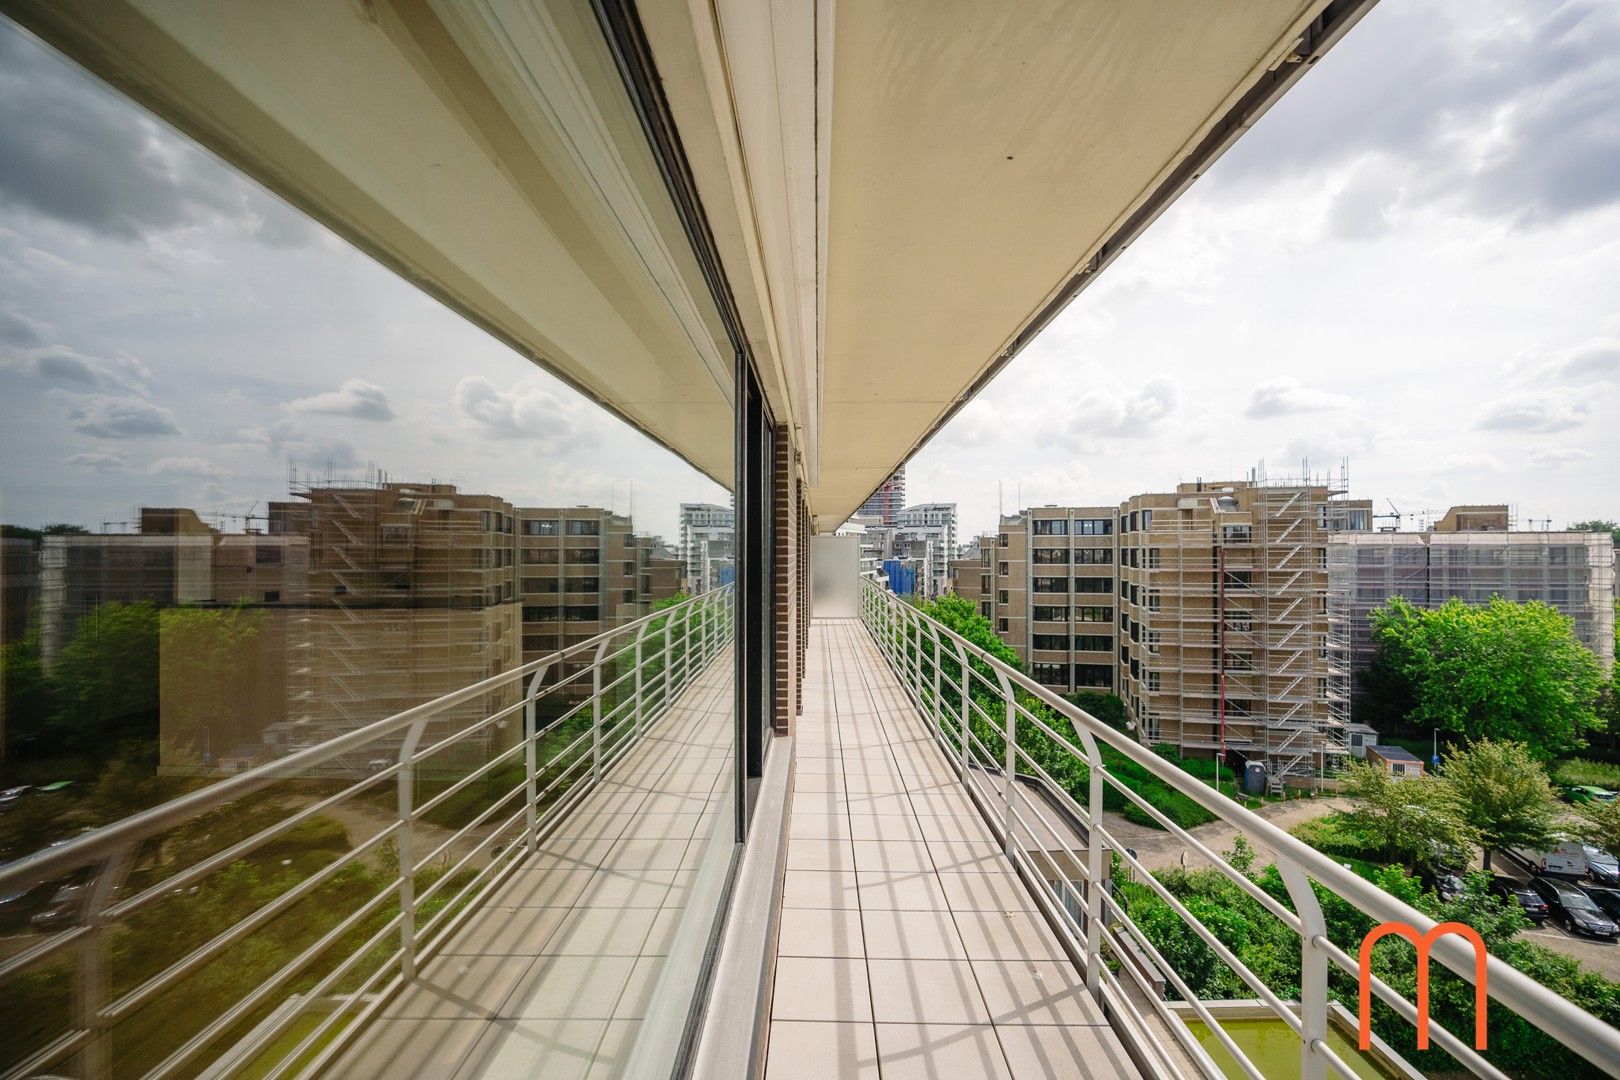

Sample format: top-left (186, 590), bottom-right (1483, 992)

top-left (5, 580), bottom-right (1618, 1080)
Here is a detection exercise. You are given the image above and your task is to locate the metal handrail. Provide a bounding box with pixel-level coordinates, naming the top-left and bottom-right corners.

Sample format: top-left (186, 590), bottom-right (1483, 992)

top-left (0, 585), bottom-right (733, 1080)
top-left (858, 580), bottom-right (1620, 1080)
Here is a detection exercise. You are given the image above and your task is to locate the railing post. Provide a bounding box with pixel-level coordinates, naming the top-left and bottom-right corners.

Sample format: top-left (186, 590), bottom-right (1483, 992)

top-left (927, 622), bottom-right (943, 733)
top-left (592, 638), bottom-right (611, 780)
top-left (953, 638), bottom-right (971, 779)
top-left (1279, 862), bottom-right (1329, 1080)
top-left (524, 661), bottom-right (553, 854)
top-left (396, 715), bottom-right (432, 981)
top-left (633, 620), bottom-right (651, 740)
top-left (1076, 729), bottom-right (1106, 997)
top-left (78, 844), bottom-right (134, 1079)
top-left (994, 667), bottom-right (1017, 857)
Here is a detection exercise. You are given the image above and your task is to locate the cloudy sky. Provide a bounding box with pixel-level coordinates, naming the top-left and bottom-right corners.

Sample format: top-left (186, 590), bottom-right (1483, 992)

top-left (0, 18), bottom-right (727, 543)
top-left (1, 2), bottom-right (1617, 545)
top-left (909, 0), bottom-right (1620, 540)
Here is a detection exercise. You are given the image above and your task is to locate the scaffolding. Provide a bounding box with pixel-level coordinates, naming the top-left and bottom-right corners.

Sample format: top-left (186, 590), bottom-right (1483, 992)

top-left (1130, 463), bottom-right (1359, 789)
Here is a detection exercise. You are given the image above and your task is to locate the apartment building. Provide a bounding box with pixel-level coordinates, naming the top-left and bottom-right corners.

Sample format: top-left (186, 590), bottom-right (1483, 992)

top-left (952, 479), bottom-right (1372, 781)
top-left (892, 502), bottom-right (958, 598)
top-left (267, 482), bottom-right (521, 758)
top-left (516, 507), bottom-right (683, 676)
top-left (678, 501), bottom-right (735, 592)
top-left (1327, 508), bottom-right (1617, 703)
top-left (857, 464), bottom-right (906, 525)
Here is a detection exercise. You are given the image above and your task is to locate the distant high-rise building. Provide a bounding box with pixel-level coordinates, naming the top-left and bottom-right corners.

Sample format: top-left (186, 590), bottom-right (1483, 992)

top-left (889, 502), bottom-right (957, 598)
top-left (1327, 507), bottom-right (1616, 705)
top-left (678, 502), bottom-right (735, 592)
top-left (951, 472), bottom-right (1374, 787)
top-left (858, 466), bottom-right (906, 526)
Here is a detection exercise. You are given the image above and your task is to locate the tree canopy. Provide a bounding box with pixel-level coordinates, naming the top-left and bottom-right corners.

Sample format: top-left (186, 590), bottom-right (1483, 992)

top-left (1340, 760), bottom-right (1477, 872)
top-left (1368, 596), bottom-right (1603, 757)
top-left (1439, 739), bottom-right (1559, 869)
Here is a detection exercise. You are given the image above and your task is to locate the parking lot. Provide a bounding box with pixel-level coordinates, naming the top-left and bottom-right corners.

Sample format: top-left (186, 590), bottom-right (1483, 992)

top-left (1496, 860), bottom-right (1620, 981)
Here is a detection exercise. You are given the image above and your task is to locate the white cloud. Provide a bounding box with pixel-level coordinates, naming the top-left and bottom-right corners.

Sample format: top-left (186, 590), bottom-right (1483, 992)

top-left (1429, 452), bottom-right (1503, 476)
top-left (1, 347), bottom-right (151, 393)
top-left (285, 378), bottom-right (394, 420)
top-left (65, 450), bottom-right (128, 472)
top-left (1061, 376), bottom-right (1181, 439)
top-left (1244, 377), bottom-right (1356, 418)
top-left (1513, 337), bottom-right (1620, 383)
top-left (1527, 446), bottom-right (1596, 469)
top-left (237, 420), bottom-right (361, 471)
top-left (148, 456), bottom-right (227, 479)
top-left (61, 393), bottom-right (180, 438)
top-left (943, 398), bottom-right (1000, 448)
top-left (453, 376), bottom-right (597, 449)
top-left (1473, 389), bottom-right (1592, 433)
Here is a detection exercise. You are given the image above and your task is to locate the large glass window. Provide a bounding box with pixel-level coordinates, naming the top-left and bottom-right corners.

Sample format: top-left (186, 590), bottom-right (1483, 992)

top-left (0, 11), bottom-right (739, 1079)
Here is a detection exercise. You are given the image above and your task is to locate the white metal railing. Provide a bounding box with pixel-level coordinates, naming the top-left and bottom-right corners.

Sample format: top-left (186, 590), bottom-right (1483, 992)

top-left (858, 580), bottom-right (1620, 1080)
top-left (0, 586), bottom-right (732, 1080)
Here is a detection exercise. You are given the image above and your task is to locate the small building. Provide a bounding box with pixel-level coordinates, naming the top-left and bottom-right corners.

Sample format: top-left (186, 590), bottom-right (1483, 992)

top-left (1365, 744), bottom-right (1424, 779)
top-left (1344, 723), bottom-right (1380, 759)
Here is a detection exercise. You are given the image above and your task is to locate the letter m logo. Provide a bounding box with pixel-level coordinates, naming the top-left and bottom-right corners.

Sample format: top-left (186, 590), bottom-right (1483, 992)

top-left (1359, 921), bottom-right (1488, 1051)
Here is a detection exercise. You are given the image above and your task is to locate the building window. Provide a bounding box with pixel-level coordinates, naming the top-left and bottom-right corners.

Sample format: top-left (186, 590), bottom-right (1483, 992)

top-left (565, 577), bottom-right (599, 593)
top-left (1075, 664), bottom-right (1111, 689)
top-left (998, 590), bottom-right (1009, 604)
top-left (523, 605), bottom-right (559, 622)
top-left (980, 575), bottom-right (990, 592)
top-left (567, 549), bottom-right (600, 564)
top-left (1074, 634), bottom-right (1110, 652)
top-left (1032, 662), bottom-right (1069, 685)
top-left (1032, 605), bottom-right (1066, 621)
top-left (1222, 569), bottom-right (1253, 590)
top-left (565, 605), bottom-right (600, 621)
top-left (1224, 650), bottom-right (1254, 671)
top-left (1146, 630), bottom-right (1161, 655)
top-left (1032, 576), bottom-right (1068, 593)
top-left (999, 561), bottom-right (1009, 574)
top-left (1033, 548), bottom-right (1069, 564)
top-left (565, 520), bottom-right (599, 536)
top-left (1229, 699), bottom-right (1254, 717)
top-left (1033, 634), bottom-right (1067, 651)
top-left (1147, 591), bottom-right (1161, 612)
top-left (1077, 518), bottom-right (1112, 536)
top-left (981, 602), bottom-right (992, 617)
top-left (1074, 547), bottom-right (1111, 564)
top-left (525, 519), bottom-right (558, 536)
top-left (1145, 548), bottom-right (1160, 569)
top-left (263, 590), bottom-right (280, 603)
top-left (998, 618), bottom-right (1009, 633)
top-left (1223, 611), bottom-right (1252, 632)
top-left (1147, 671), bottom-right (1161, 692)
top-left (1074, 577), bottom-right (1110, 594)
top-left (1075, 606), bottom-right (1111, 623)
top-left (522, 577), bottom-right (556, 593)
top-left (1221, 524), bottom-right (1251, 542)
top-left (1033, 519), bottom-right (1068, 536)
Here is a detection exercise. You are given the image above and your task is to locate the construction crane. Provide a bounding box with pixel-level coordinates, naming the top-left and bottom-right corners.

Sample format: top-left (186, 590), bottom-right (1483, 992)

top-left (1373, 499), bottom-right (1402, 532)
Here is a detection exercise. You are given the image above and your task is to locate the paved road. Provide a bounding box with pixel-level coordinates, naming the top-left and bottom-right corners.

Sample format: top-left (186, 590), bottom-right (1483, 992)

top-left (1103, 795), bottom-right (1353, 873)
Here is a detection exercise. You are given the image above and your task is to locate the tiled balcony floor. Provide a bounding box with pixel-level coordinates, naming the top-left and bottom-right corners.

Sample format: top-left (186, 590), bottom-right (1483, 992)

top-left (766, 619), bottom-right (1140, 1080)
top-left (331, 650), bottom-right (736, 1080)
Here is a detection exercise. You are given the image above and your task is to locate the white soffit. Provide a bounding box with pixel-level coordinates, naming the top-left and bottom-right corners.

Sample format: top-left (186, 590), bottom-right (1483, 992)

top-left (813, 1), bottom-right (1338, 525)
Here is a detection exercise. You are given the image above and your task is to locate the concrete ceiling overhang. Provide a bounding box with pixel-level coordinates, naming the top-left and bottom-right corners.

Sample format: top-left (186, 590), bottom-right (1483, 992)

top-left (810, 0), bottom-right (1370, 528)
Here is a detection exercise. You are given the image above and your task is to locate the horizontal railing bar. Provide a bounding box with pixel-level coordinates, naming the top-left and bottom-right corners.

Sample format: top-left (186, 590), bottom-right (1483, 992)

top-left (410, 739), bottom-right (528, 820)
top-left (0, 587), bottom-right (730, 890)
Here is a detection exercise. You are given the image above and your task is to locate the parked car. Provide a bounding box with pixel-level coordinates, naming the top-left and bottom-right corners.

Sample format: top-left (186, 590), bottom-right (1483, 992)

top-left (1581, 844), bottom-right (1619, 886)
top-left (1562, 785), bottom-right (1618, 804)
top-left (1514, 841), bottom-right (1590, 879)
top-left (1583, 885), bottom-right (1620, 923)
top-left (0, 879), bottom-right (60, 930)
top-left (1530, 876), bottom-right (1620, 939)
top-left (0, 786), bottom-right (32, 813)
top-left (1427, 870), bottom-right (1466, 902)
top-left (29, 881), bottom-right (89, 931)
top-left (1488, 876), bottom-right (1550, 923)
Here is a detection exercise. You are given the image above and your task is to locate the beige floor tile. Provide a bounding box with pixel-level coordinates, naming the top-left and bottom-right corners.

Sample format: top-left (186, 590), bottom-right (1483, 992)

top-left (873, 1023), bottom-right (1012, 1080)
top-left (994, 1023), bottom-right (1141, 1078)
top-left (861, 907), bottom-right (967, 960)
top-left (787, 838), bottom-right (857, 872)
top-left (925, 837), bottom-right (1004, 871)
top-left (505, 954), bottom-right (637, 1019)
top-left (970, 960), bottom-right (1103, 1026)
top-left (772, 957), bottom-right (874, 1022)
top-left (489, 867), bottom-right (596, 909)
top-left (783, 868), bottom-right (859, 909)
top-left (855, 869), bottom-right (951, 911)
top-left (332, 1017), bottom-right (493, 1079)
top-left (381, 954), bottom-right (537, 1020)
top-left (439, 905), bottom-right (570, 957)
top-left (778, 906), bottom-right (866, 958)
top-left (848, 813), bottom-right (927, 842)
top-left (788, 813), bottom-right (854, 840)
top-left (936, 871), bottom-right (1040, 912)
top-left (852, 839), bottom-right (933, 873)
top-left (543, 907), bottom-right (661, 956)
top-left (951, 909), bottom-right (1070, 962)
top-left (865, 958), bottom-right (990, 1025)
top-left (765, 1021), bottom-right (881, 1080)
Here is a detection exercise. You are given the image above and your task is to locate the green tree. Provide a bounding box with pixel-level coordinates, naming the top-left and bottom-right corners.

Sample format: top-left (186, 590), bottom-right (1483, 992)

top-left (0, 622), bottom-right (55, 753)
top-left (1369, 596), bottom-right (1603, 756)
top-left (50, 600), bottom-right (161, 751)
top-left (1575, 798), bottom-right (1620, 861)
top-left (157, 605), bottom-right (266, 758)
top-left (1340, 760), bottom-right (1477, 871)
top-left (1438, 739), bottom-right (1559, 869)
top-left (1569, 519), bottom-right (1620, 547)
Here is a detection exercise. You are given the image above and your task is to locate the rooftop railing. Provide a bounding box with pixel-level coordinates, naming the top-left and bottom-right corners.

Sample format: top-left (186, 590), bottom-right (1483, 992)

top-left (859, 579), bottom-right (1620, 1080)
top-left (0, 586), bottom-right (732, 1080)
